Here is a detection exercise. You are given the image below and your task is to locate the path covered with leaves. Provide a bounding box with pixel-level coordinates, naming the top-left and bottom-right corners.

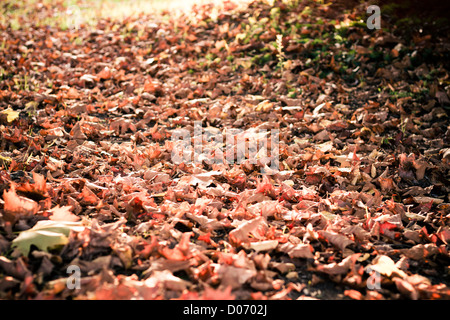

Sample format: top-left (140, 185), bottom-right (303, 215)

top-left (0, 0), bottom-right (449, 300)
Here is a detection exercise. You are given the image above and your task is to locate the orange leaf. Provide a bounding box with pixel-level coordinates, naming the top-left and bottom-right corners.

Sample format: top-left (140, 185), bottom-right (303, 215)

top-left (96, 67), bottom-right (112, 80)
top-left (79, 186), bottom-right (99, 205)
top-left (437, 229), bottom-right (450, 244)
top-left (3, 185), bottom-right (38, 222)
top-left (33, 172), bottom-right (47, 191)
top-left (344, 289), bottom-right (363, 300)
top-left (67, 87), bottom-right (80, 100)
top-left (186, 34), bottom-right (198, 42)
top-left (143, 78), bottom-right (161, 94)
top-left (16, 172), bottom-right (48, 198)
top-left (44, 38), bottom-right (53, 48)
top-left (202, 286), bottom-right (235, 300)
top-left (160, 232), bottom-right (193, 261)
top-left (379, 177), bottom-right (395, 192)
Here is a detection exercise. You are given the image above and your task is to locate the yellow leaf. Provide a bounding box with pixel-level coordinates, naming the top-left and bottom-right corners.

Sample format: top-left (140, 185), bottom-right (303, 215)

top-left (283, 59), bottom-right (292, 70)
top-left (255, 100), bottom-right (273, 112)
top-left (1, 108), bottom-right (19, 123)
top-left (235, 33), bottom-right (246, 42)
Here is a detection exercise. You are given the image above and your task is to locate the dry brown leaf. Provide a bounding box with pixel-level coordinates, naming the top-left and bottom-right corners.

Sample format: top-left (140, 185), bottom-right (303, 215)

top-left (277, 242), bottom-right (314, 259)
top-left (318, 230), bottom-right (354, 251)
top-left (229, 216), bottom-right (267, 246)
top-left (394, 278), bottom-right (419, 300)
top-left (217, 264), bottom-right (256, 289)
top-left (315, 254), bottom-right (360, 275)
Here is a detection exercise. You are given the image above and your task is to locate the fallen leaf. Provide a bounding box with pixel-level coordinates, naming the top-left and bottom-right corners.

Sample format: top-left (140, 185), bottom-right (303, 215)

top-left (399, 244), bottom-right (440, 260)
top-left (16, 172), bottom-right (48, 198)
top-left (79, 186), bottom-right (99, 205)
top-left (3, 185), bottom-right (38, 222)
top-left (67, 87), bottom-right (80, 100)
top-left (344, 289), bottom-right (363, 300)
top-left (247, 240), bottom-right (279, 252)
top-left (318, 230), bottom-right (354, 251)
top-left (413, 196), bottom-right (444, 205)
top-left (49, 205), bottom-right (80, 222)
top-left (160, 232), bottom-right (193, 261)
top-left (1, 107), bottom-right (20, 123)
top-left (366, 255), bottom-right (406, 279)
top-left (217, 264), bottom-right (256, 289)
top-left (229, 216), bottom-right (267, 246)
top-left (394, 278), bottom-right (419, 300)
top-left (316, 254), bottom-right (360, 275)
top-left (277, 242), bottom-right (314, 259)
top-left (12, 220), bottom-right (84, 256)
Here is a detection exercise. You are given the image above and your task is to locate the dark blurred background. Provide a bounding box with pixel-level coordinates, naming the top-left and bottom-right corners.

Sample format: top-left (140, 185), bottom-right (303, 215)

top-left (332, 0), bottom-right (450, 38)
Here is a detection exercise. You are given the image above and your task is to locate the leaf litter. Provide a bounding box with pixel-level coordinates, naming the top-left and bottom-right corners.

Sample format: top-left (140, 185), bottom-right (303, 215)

top-left (0, 0), bottom-right (449, 300)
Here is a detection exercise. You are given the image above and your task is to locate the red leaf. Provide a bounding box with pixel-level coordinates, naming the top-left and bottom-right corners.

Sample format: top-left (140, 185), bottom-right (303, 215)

top-left (198, 232), bottom-right (211, 244)
top-left (379, 221), bottom-right (397, 235)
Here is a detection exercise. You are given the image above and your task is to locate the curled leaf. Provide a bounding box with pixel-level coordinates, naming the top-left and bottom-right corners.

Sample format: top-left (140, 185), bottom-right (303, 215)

top-left (318, 230), bottom-right (354, 251)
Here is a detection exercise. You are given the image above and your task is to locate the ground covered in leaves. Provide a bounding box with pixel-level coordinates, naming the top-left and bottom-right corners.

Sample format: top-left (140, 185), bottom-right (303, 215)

top-left (0, 0), bottom-right (450, 300)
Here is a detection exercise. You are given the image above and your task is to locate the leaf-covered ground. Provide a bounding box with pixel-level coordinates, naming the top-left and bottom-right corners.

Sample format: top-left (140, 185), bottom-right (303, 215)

top-left (0, 0), bottom-right (449, 300)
